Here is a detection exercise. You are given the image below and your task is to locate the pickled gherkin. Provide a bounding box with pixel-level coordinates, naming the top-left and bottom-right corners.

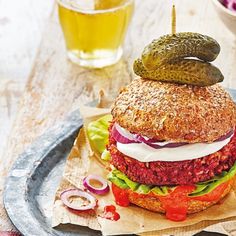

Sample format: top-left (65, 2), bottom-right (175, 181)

top-left (133, 58), bottom-right (224, 87)
top-left (142, 32), bottom-right (220, 70)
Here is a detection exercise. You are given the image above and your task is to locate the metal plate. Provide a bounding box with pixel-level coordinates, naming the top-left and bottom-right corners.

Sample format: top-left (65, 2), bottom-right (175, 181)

top-left (3, 109), bottom-right (101, 236)
top-left (3, 89), bottom-right (236, 236)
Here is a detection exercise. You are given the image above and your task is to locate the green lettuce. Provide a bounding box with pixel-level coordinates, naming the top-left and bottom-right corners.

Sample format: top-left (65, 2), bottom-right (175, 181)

top-left (108, 169), bottom-right (172, 196)
top-left (108, 163), bottom-right (236, 197)
top-left (87, 114), bottom-right (112, 154)
top-left (189, 163), bottom-right (236, 197)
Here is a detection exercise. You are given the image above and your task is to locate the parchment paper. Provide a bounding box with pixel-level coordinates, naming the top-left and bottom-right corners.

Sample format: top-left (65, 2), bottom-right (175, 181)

top-left (52, 105), bottom-right (236, 236)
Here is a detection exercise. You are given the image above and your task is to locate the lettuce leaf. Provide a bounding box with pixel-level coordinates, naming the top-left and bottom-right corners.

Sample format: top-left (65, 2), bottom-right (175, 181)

top-left (108, 169), bottom-right (171, 196)
top-left (87, 114), bottom-right (112, 154)
top-left (189, 163), bottom-right (236, 197)
top-left (109, 163), bottom-right (236, 197)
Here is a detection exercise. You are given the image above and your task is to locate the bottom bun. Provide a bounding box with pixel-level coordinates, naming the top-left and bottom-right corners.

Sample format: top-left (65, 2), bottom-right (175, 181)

top-left (127, 179), bottom-right (235, 215)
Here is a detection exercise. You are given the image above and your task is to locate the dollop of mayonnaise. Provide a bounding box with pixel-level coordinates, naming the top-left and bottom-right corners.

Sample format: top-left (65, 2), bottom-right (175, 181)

top-left (116, 133), bottom-right (233, 162)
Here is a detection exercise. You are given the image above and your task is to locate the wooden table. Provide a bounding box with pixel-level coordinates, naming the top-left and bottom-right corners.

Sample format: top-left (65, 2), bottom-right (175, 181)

top-left (1, 0), bottom-right (236, 233)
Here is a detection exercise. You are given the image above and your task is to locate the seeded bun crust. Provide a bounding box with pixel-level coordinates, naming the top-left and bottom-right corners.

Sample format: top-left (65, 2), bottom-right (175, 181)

top-left (111, 78), bottom-right (236, 143)
top-left (127, 179), bottom-right (234, 214)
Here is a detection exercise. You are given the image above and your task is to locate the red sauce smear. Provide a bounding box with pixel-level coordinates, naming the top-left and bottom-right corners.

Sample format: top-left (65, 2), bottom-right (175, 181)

top-left (111, 183), bottom-right (130, 207)
top-left (159, 185), bottom-right (195, 221)
top-left (101, 205), bottom-right (120, 221)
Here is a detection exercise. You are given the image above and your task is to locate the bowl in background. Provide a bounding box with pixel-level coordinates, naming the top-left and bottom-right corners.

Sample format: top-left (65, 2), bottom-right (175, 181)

top-left (211, 0), bottom-right (236, 35)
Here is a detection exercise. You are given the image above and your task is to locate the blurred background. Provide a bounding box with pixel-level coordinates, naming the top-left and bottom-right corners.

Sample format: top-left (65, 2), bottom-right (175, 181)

top-left (0, 0), bottom-right (54, 163)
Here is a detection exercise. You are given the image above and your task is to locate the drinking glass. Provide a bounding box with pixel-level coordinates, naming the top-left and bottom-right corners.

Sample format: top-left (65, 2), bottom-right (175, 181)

top-left (57, 0), bottom-right (134, 68)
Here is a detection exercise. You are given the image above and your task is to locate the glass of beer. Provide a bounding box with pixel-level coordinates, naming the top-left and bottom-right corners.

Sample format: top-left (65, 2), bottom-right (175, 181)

top-left (57, 0), bottom-right (134, 68)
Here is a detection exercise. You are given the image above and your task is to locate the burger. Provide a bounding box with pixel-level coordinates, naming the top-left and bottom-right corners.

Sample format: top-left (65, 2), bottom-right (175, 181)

top-left (107, 79), bottom-right (236, 221)
top-left (84, 29), bottom-right (236, 222)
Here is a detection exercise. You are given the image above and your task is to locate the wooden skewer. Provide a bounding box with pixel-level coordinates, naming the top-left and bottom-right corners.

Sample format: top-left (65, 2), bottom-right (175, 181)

top-left (172, 5), bottom-right (176, 35)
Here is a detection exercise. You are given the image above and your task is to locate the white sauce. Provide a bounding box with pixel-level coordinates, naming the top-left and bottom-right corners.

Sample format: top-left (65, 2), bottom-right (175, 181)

top-left (116, 134), bottom-right (233, 162)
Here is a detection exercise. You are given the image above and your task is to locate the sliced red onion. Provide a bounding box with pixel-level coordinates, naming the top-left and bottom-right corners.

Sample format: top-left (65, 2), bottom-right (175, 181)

top-left (112, 123), bottom-right (190, 149)
top-left (222, 0), bottom-right (236, 11)
top-left (60, 189), bottom-right (96, 211)
top-left (134, 134), bottom-right (188, 148)
top-left (222, 0), bottom-right (229, 7)
top-left (111, 123), bottom-right (137, 144)
top-left (112, 123), bottom-right (234, 150)
top-left (134, 134), bottom-right (158, 143)
top-left (83, 174), bottom-right (109, 195)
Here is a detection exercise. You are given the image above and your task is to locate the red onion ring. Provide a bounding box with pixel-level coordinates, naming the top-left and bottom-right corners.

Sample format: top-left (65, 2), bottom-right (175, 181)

top-left (134, 134), bottom-right (158, 143)
top-left (112, 123), bottom-right (234, 149)
top-left (83, 175), bottom-right (110, 195)
top-left (222, 0), bottom-right (236, 11)
top-left (112, 123), bottom-right (187, 148)
top-left (111, 123), bottom-right (137, 144)
top-left (60, 189), bottom-right (96, 211)
top-left (134, 134), bottom-right (187, 148)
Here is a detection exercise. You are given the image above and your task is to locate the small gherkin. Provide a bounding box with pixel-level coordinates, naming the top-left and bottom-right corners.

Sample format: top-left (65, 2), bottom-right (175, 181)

top-left (142, 32), bottom-right (220, 70)
top-left (133, 58), bottom-right (224, 87)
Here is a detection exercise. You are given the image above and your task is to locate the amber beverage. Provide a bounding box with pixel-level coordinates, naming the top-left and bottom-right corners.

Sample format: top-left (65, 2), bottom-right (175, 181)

top-left (57, 0), bottom-right (134, 68)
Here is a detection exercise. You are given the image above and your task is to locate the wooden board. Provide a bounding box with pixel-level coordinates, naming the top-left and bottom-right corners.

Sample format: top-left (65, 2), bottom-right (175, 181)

top-left (1, 0), bottom-right (236, 232)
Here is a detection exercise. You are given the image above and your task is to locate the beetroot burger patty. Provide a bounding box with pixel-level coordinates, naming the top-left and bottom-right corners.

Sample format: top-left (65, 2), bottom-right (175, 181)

top-left (108, 123), bottom-right (236, 186)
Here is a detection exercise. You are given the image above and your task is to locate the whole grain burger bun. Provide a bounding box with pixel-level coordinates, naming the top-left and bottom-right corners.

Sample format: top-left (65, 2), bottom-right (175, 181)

top-left (111, 78), bottom-right (236, 143)
top-left (127, 178), bottom-right (234, 215)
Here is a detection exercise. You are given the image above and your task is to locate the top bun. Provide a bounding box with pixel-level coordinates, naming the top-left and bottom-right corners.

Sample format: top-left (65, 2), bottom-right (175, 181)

top-left (111, 78), bottom-right (236, 143)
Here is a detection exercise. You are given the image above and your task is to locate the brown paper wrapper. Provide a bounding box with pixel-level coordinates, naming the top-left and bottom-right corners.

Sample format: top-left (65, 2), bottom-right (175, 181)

top-left (52, 105), bottom-right (236, 236)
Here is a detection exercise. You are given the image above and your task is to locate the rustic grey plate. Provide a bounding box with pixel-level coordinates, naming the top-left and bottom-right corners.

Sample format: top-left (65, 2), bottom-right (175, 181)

top-left (3, 89), bottom-right (236, 236)
top-left (3, 109), bottom-right (101, 236)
